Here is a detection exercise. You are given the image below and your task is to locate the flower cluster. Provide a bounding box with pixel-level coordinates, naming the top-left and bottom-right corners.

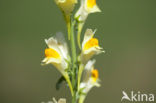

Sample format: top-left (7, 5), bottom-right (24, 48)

top-left (41, 0), bottom-right (104, 103)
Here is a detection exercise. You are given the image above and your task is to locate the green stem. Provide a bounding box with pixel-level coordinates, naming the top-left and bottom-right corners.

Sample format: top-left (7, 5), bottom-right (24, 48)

top-left (65, 14), bottom-right (71, 40)
top-left (65, 14), bottom-right (77, 102)
top-left (77, 23), bottom-right (84, 49)
top-left (79, 96), bottom-right (85, 103)
top-left (67, 21), bottom-right (71, 40)
top-left (72, 94), bottom-right (77, 103)
top-left (70, 20), bottom-right (77, 87)
top-left (70, 19), bottom-right (77, 103)
top-left (77, 64), bottom-right (84, 91)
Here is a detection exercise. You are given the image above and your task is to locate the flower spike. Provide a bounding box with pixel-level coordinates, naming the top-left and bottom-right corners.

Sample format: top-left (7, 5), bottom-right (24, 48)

top-left (42, 0), bottom-right (104, 102)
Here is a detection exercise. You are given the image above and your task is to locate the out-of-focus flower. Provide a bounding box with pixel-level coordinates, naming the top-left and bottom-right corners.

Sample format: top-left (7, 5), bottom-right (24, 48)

top-left (55, 0), bottom-right (77, 15)
top-left (80, 60), bottom-right (100, 89)
top-left (53, 97), bottom-right (66, 103)
top-left (42, 97), bottom-right (66, 103)
top-left (75, 0), bottom-right (101, 22)
top-left (42, 33), bottom-right (70, 76)
top-left (54, 0), bottom-right (77, 40)
top-left (78, 29), bottom-right (104, 64)
top-left (79, 60), bottom-right (100, 103)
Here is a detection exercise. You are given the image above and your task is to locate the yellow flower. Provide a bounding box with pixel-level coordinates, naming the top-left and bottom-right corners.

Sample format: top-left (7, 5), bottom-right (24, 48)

top-left (79, 29), bottom-right (104, 64)
top-left (79, 60), bottom-right (100, 103)
top-left (75, 0), bottom-right (101, 22)
top-left (42, 33), bottom-right (74, 95)
top-left (80, 68), bottom-right (100, 88)
top-left (55, 0), bottom-right (77, 15)
top-left (42, 33), bottom-right (70, 75)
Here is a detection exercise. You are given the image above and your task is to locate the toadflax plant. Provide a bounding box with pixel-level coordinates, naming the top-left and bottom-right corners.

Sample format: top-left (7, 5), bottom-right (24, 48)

top-left (41, 0), bottom-right (104, 103)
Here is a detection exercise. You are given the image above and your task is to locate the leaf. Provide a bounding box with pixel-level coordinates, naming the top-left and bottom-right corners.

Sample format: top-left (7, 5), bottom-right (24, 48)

top-left (56, 76), bottom-right (65, 90)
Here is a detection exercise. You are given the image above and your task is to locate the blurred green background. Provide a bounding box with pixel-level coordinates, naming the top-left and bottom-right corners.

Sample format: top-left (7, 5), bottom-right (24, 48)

top-left (0, 0), bottom-right (156, 103)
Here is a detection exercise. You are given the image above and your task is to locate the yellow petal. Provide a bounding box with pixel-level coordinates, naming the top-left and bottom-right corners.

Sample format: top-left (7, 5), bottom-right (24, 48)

top-left (91, 69), bottom-right (98, 82)
top-left (45, 48), bottom-right (60, 59)
top-left (87, 0), bottom-right (96, 8)
top-left (83, 38), bottom-right (99, 50)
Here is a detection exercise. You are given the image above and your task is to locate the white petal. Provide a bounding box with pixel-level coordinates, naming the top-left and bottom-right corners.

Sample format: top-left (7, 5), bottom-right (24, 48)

top-left (45, 37), bottom-right (61, 54)
top-left (80, 78), bottom-right (100, 94)
top-left (80, 82), bottom-right (86, 89)
top-left (85, 60), bottom-right (95, 70)
top-left (84, 46), bottom-right (104, 55)
top-left (75, 6), bottom-right (89, 22)
top-left (82, 60), bottom-right (95, 82)
top-left (94, 80), bottom-right (101, 87)
top-left (90, 5), bottom-right (101, 13)
top-left (80, 80), bottom-right (93, 93)
top-left (58, 0), bottom-right (66, 3)
top-left (42, 58), bottom-right (48, 63)
top-left (55, 32), bottom-right (69, 60)
top-left (87, 5), bottom-right (101, 13)
top-left (42, 58), bottom-right (61, 64)
top-left (80, 47), bottom-right (103, 64)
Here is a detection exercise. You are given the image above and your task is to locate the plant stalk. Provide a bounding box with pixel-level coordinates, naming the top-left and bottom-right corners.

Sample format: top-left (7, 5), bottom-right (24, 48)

top-left (77, 23), bottom-right (84, 49)
top-left (69, 19), bottom-right (77, 103)
top-left (77, 64), bottom-right (84, 91)
top-left (79, 96), bottom-right (85, 103)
